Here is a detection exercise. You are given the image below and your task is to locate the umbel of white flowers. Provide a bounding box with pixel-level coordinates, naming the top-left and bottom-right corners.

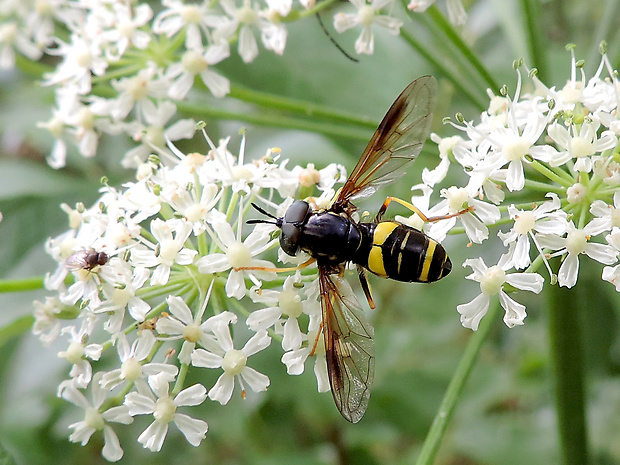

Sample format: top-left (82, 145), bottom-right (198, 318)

top-left (34, 48), bottom-right (620, 460)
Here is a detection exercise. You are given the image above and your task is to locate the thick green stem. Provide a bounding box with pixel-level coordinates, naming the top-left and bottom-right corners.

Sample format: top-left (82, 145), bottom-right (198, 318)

top-left (415, 302), bottom-right (500, 465)
top-left (520, 0), bottom-right (549, 82)
top-left (229, 85), bottom-right (378, 129)
top-left (398, 28), bottom-right (487, 110)
top-left (0, 277), bottom-right (45, 293)
top-left (426, 6), bottom-right (499, 91)
top-left (547, 284), bottom-right (589, 465)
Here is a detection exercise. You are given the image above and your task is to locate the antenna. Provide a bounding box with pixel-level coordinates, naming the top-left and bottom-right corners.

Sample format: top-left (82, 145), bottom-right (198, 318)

top-left (316, 12), bottom-right (359, 63)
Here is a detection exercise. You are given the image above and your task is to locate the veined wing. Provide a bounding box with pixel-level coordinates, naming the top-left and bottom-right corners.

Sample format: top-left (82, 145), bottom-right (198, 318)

top-left (333, 76), bottom-right (437, 212)
top-left (319, 268), bottom-right (375, 423)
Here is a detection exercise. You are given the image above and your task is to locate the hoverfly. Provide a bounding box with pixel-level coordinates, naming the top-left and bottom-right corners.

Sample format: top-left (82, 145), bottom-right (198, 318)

top-left (246, 76), bottom-right (460, 423)
top-left (66, 250), bottom-right (109, 271)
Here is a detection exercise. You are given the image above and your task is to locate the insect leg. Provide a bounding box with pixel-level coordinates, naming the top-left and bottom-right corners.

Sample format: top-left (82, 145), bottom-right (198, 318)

top-left (376, 196), bottom-right (473, 223)
top-left (357, 266), bottom-right (376, 310)
top-left (234, 257), bottom-right (316, 273)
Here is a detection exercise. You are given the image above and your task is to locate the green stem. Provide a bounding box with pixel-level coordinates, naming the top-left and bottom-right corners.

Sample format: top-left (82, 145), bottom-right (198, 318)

top-left (529, 160), bottom-right (573, 187)
top-left (228, 85), bottom-right (378, 130)
top-left (0, 277), bottom-right (45, 293)
top-left (175, 101), bottom-right (371, 141)
top-left (520, 0), bottom-right (549, 82)
top-left (426, 5), bottom-right (499, 91)
top-left (415, 301), bottom-right (500, 465)
top-left (399, 28), bottom-right (487, 110)
top-left (546, 283), bottom-right (589, 465)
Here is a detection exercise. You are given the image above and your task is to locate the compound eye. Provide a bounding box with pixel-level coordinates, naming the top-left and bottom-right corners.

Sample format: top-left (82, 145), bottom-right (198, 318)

top-left (280, 223), bottom-right (301, 256)
top-left (279, 201), bottom-right (311, 256)
top-left (284, 201), bottom-right (311, 224)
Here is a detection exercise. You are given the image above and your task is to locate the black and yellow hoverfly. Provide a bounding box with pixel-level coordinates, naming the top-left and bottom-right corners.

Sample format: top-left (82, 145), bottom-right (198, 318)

top-left (246, 75), bottom-right (459, 423)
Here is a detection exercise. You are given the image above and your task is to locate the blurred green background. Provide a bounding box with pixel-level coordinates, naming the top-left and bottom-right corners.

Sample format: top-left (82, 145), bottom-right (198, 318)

top-left (2, 1), bottom-right (620, 464)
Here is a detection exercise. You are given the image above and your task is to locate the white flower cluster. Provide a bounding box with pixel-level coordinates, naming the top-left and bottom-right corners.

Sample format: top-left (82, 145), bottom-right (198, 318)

top-left (0, 0), bottom-right (459, 169)
top-left (402, 48), bottom-right (620, 330)
top-left (35, 129), bottom-right (348, 460)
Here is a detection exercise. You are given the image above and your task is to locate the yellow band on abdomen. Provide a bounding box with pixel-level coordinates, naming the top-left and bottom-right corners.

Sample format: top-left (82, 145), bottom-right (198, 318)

top-left (368, 246), bottom-right (387, 277)
top-left (373, 222), bottom-right (398, 245)
top-left (419, 241), bottom-right (436, 282)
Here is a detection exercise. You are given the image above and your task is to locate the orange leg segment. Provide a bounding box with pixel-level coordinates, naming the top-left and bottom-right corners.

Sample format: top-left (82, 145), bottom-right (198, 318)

top-left (376, 196), bottom-right (474, 223)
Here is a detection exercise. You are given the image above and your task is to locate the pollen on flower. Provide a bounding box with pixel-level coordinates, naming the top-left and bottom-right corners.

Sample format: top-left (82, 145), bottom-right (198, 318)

top-left (565, 229), bottom-right (588, 255)
top-left (222, 349), bottom-right (247, 375)
top-left (153, 396), bottom-right (177, 423)
top-left (480, 266), bottom-right (506, 296)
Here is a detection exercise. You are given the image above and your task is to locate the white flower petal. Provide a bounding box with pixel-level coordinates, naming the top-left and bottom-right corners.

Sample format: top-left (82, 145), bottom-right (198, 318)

top-left (456, 293), bottom-right (490, 331)
top-left (208, 373), bottom-right (235, 404)
top-left (174, 413), bottom-right (208, 446)
top-left (240, 366), bottom-right (270, 392)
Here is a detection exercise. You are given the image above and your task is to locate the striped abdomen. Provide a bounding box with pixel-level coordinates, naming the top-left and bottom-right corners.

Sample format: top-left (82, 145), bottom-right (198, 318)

top-left (357, 222), bottom-right (451, 283)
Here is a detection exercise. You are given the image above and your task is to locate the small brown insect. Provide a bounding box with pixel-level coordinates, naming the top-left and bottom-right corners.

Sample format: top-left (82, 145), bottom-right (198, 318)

top-left (66, 250), bottom-right (109, 271)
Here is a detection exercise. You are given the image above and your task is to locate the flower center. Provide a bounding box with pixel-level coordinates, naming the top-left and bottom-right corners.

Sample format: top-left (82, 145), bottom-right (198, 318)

top-left (142, 125), bottom-right (165, 148)
top-left (184, 203), bottom-right (206, 222)
top-left (445, 187), bottom-right (469, 213)
top-left (514, 211), bottom-right (536, 235)
top-left (181, 5), bottom-right (202, 23)
top-left (566, 182), bottom-right (586, 204)
top-left (183, 323), bottom-right (203, 343)
top-left (358, 5), bottom-right (375, 26)
top-left (503, 136), bottom-right (531, 161)
top-left (159, 239), bottom-right (181, 263)
top-left (278, 289), bottom-right (303, 318)
top-left (127, 75), bottom-right (149, 101)
top-left (77, 107), bottom-right (95, 131)
top-left (226, 242), bottom-right (252, 268)
top-left (0, 23), bottom-right (17, 43)
top-left (153, 396), bottom-right (177, 423)
top-left (236, 6), bottom-right (257, 24)
top-left (566, 229), bottom-right (588, 255)
top-left (84, 407), bottom-right (105, 430)
top-left (480, 266), bottom-right (506, 296)
top-left (182, 50), bottom-right (207, 75)
top-left (120, 357), bottom-right (143, 381)
top-left (298, 167), bottom-right (321, 187)
top-left (222, 349), bottom-right (247, 375)
top-left (112, 287), bottom-right (132, 307)
top-left (612, 208), bottom-right (620, 228)
top-left (570, 136), bottom-right (595, 158)
top-left (232, 165), bottom-right (253, 181)
top-left (75, 42), bottom-right (93, 69)
top-left (64, 341), bottom-right (85, 365)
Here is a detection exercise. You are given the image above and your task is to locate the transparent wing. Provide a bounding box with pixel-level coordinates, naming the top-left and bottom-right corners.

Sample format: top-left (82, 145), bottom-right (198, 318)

top-left (333, 76), bottom-right (437, 212)
top-left (319, 267), bottom-right (375, 423)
